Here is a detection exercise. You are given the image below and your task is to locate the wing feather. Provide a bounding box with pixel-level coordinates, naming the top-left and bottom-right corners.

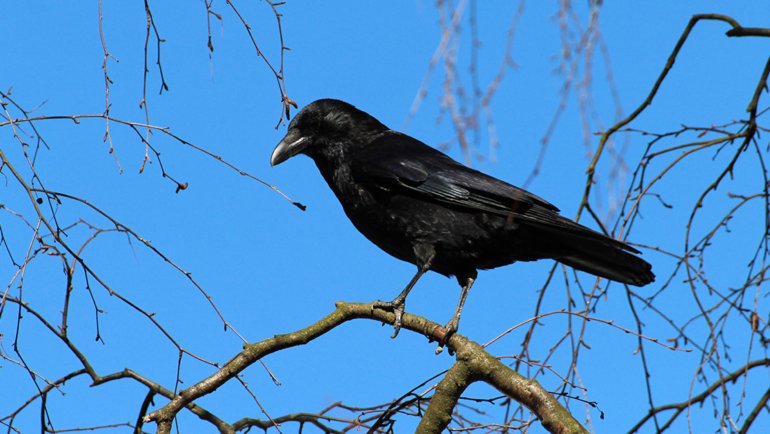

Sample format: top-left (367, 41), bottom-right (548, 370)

top-left (352, 132), bottom-right (558, 214)
top-left (352, 132), bottom-right (639, 254)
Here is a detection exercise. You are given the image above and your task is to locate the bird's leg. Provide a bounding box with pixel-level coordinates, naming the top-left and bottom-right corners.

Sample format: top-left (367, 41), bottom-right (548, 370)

top-left (373, 255), bottom-right (433, 338)
top-left (436, 271), bottom-right (477, 354)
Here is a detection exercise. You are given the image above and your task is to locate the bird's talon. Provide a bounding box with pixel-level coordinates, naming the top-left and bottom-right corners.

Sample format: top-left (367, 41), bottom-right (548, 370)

top-left (442, 322), bottom-right (458, 343)
top-left (372, 299), bottom-right (405, 339)
top-left (390, 307), bottom-right (404, 338)
top-left (390, 327), bottom-right (401, 339)
top-left (372, 299), bottom-right (391, 310)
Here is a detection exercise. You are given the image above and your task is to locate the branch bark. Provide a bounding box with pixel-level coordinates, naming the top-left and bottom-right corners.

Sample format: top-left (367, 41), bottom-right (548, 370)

top-left (145, 302), bottom-right (587, 434)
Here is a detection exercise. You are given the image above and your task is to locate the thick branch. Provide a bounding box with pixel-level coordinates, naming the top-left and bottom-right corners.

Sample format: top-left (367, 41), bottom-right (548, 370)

top-left (144, 302), bottom-right (441, 431)
top-left (145, 302), bottom-right (586, 434)
top-left (417, 362), bottom-right (474, 433)
top-left (459, 336), bottom-right (588, 434)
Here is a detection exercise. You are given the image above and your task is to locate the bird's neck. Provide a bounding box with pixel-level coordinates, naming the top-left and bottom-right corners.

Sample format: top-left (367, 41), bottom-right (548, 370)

top-left (314, 153), bottom-right (358, 198)
top-left (311, 142), bottom-right (376, 214)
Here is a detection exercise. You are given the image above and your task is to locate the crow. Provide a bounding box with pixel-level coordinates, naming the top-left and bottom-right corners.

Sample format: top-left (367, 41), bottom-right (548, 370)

top-left (271, 99), bottom-right (654, 342)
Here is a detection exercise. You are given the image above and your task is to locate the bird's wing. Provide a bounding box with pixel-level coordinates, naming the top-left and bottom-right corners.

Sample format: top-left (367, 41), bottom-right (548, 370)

top-left (352, 132), bottom-right (640, 254)
top-left (352, 132), bottom-right (559, 215)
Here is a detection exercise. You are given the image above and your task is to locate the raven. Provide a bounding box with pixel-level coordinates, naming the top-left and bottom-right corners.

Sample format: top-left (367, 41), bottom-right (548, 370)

top-left (271, 99), bottom-right (654, 341)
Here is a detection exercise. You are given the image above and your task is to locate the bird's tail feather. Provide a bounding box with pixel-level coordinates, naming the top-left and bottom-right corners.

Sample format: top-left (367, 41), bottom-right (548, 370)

top-left (555, 234), bottom-right (655, 286)
top-left (558, 248), bottom-right (654, 287)
top-left (524, 219), bottom-right (655, 286)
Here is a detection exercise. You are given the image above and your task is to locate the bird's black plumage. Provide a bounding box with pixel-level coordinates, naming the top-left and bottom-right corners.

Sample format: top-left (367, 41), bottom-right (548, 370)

top-left (271, 99), bottom-right (654, 339)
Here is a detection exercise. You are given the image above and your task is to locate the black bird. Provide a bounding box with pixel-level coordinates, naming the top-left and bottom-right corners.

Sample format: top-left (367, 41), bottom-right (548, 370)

top-left (271, 99), bottom-right (654, 341)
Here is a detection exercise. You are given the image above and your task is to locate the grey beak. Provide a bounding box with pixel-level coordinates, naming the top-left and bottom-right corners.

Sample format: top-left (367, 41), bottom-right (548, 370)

top-left (270, 131), bottom-right (309, 166)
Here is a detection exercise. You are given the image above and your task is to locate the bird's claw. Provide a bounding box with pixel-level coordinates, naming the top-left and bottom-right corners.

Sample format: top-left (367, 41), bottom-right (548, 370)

top-left (435, 319), bottom-right (459, 355)
top-left (373, 299), bottom-right (405, 338)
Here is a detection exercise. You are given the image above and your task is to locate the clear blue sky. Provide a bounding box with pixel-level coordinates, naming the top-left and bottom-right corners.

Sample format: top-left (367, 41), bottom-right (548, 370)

top-left (2, 1), bottom-right (768, 433)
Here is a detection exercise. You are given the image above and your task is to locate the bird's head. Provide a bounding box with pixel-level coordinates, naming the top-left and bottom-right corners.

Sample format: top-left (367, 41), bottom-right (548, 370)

top-left (270, 99), bottom-right (388, 166)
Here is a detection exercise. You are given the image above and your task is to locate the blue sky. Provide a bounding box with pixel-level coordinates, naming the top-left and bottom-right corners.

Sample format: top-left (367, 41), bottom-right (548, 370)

top-left (2, 1), bottom-right (769, 433)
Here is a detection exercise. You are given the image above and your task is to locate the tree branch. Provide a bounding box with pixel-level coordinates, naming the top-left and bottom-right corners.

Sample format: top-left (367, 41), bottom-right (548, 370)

top-left (145, 302), bottom-right (586, 434)
top-left (578, 14), bottom-right (769, 221)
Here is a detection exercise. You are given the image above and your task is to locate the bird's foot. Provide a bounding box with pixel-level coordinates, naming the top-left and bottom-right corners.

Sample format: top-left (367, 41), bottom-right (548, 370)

top-left (434, 319), bottom-right (459, 355)
top-left (372, 299), bottom-right (406, 338)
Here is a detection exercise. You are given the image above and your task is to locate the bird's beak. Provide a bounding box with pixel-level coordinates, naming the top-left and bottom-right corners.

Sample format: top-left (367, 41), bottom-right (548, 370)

top-left (270, 130), bottom-right (309, 166)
